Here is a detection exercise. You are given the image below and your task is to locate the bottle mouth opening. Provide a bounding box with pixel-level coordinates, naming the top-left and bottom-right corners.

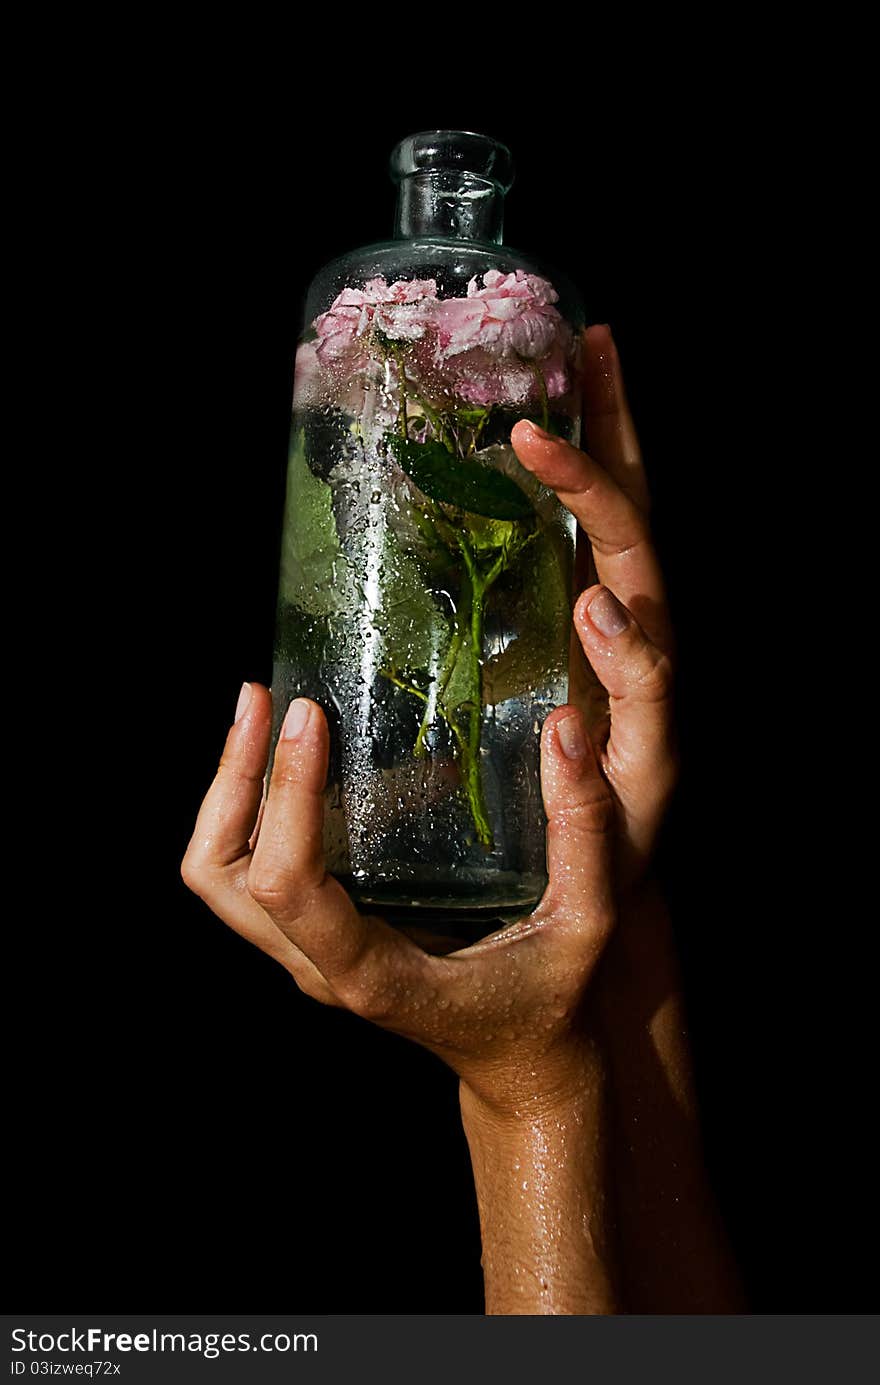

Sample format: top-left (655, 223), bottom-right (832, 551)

top-left (389, 129), bottom-right (515, 193)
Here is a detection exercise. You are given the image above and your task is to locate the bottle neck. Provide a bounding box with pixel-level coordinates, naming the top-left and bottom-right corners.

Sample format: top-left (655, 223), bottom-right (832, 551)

top-left (393, 171), bottom-right (505, 243)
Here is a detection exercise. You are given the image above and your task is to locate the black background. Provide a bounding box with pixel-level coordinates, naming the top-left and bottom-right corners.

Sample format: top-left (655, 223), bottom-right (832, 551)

top-left (10, 85), bottom-right (868, 1313)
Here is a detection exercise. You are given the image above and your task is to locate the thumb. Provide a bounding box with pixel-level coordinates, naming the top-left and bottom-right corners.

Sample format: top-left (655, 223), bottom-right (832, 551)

top-left (538, 705), bottom-right (617, 945)
top-left (573, 584), bottom-right (677, 873)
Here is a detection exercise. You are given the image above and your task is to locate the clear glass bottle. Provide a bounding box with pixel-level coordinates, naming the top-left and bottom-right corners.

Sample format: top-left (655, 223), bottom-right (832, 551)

top-left (271, 129), bottom-right (586, 930)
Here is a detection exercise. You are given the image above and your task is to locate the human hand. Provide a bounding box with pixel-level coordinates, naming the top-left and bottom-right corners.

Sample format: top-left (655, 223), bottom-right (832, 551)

top-left (182, 683), bottom-right (617, 1117)
top-left (511, 324), bottom-right (676, 888)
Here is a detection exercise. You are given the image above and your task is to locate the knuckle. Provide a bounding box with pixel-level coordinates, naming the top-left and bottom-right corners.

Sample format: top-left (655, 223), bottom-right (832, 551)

top-left (180, 850), bottom-right (208, 896)
top-left (247, 859), bottom-right (327, 919)
top-left (623, 505), bottom-right (651, 546)
top-left (217, 753), bottom-right (264, 788)
top-left (553, 789), bottom-right (616, 837)
top-left (634, 649), bottom-right (674, 701)
top-left (264, 755), bottom-right (302, 789)
top-left (592, 507), bottom-right (650, 558)
top-left (331, 954), bottom-right (406, 1024)
top-left (246, 864), bottom-right (301, 913)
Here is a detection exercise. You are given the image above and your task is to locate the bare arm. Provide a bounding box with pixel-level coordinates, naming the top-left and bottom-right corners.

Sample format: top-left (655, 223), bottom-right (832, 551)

top-left (461, 1038), bottom-right (618, 1315)
top-left (458, 884), bottom-right (744, 1316)
top-left (510, 327), bottom-right (743, 1312)
top-left (598, 879), bottom-right (746, 1311)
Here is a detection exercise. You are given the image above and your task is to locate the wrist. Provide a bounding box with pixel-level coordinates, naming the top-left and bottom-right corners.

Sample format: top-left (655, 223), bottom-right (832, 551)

top-left (459, 1034), bottom-right (619, 1314)
top-left (458, 1031), bottom-right (606, 1143)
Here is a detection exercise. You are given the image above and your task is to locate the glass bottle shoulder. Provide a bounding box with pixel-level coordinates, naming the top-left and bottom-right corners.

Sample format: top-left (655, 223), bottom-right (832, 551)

top-left (302, 237), bottom-right (585, 331)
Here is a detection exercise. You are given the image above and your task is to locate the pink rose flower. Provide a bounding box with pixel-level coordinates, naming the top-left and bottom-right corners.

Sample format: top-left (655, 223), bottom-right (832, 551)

top-left (435, 269), bottom-right (565, 363)
top-left (301, 270), bottom-right (573, 417)
top-left (445, 318), bottom-right (574, 408)
top-left (537, 333), bottom-right (573, 400)
top-left (450, 353), bottom-right (534, 407)
top-left (292, 339), bottom-right (322, 407)
top-left (314, 276), bottom-right (438, 367)
top-left (292, 336), bottom-right (398, 427)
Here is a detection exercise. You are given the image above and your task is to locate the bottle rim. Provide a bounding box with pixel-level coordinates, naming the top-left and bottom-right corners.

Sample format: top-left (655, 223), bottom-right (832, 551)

top-left (389, 130), bottom-right (515, 193)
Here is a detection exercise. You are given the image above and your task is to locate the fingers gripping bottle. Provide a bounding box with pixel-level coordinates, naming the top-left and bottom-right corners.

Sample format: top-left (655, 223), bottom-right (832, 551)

top-left (271, 129), bottom-right (587, 929)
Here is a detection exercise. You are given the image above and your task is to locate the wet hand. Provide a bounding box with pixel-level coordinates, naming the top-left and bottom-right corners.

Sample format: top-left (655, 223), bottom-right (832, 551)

top-left (511, 326), bottom-right (676, 886)
top-left (181, 684), bottom-right (616, 1116)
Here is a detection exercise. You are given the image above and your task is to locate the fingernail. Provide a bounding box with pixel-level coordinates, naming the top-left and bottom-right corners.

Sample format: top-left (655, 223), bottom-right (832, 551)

top-left (282, 698), bottom-right (311, 740)
top-left (523, 419), bottom-right (554, 441)
top-left (556, 713), bottom-right (587, 760)
top-left (588, 588), bottom-right (629, 637)
top-left (234, 681), bottom-right (252, 723)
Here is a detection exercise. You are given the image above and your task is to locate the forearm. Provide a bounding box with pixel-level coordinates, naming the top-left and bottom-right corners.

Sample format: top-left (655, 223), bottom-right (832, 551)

top-left (598, 877), bottom-right (746, 1312)
top-left (459, 1039), bottom-right (619, 1315)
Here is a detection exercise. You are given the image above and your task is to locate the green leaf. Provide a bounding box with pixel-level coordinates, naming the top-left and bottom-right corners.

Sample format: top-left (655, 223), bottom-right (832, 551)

top-left (463, 511), bottom-right (538, 556)
top-left (278, 428), bottom-right (356, 615)
top-left (372, 532), bottom-right (451, 672)
top-left (461, 513), bottom-right (520, 552)
top-left (442, 628), bottom-right (479, 722)
top-left (389, 436), bottom-right (533, 521)
top-left (279, 429), bottom-right (449, 672)
top-left (449, 407), bottom-right (490, 425)
top-left (483, 529), bottom-right (572, 705)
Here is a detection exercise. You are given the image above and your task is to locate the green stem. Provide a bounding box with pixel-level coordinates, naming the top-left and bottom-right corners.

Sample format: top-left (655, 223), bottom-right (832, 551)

top-left (465, 581), bottom-right (492, 844)
top-left (470, 408), bottom-right (491, 453)
top-left (379, 668), bottom-right (428, 703)
top-left (382, 463), bottom-right (540, 850)
top-left (482, 550), bottom-right (508, 591)
top-left (403, 383), bottom-right (452, 451)
top-left (421, 533), bottom-right (519, 850)
top-left (526, 360), bottom-right (551, 432)
top-left (414, 625), bottom-right (462, 756)
top-left (421, 497), bottom-right (461, 555)
top-left (446, 567), bottom-right (493, 850)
